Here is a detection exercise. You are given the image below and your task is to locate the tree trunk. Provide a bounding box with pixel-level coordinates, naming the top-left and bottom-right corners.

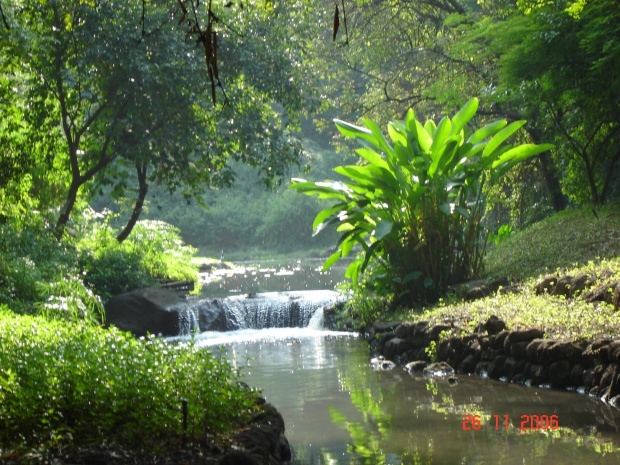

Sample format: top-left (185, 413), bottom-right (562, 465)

top-left (116, 163), bottom-right (149, 243)
top-left (538, 152), bottom-right (567, 211)
top-left (528, 128), bottom-right (567, 211)
top-left (55, 178), bottom-right (81, 238)
top-left (600, 146), bottom-right (620, 204)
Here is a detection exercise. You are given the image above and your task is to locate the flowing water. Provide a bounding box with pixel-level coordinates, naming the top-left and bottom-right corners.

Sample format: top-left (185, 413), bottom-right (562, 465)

top-left (179, 259), bottom-right (620, 464)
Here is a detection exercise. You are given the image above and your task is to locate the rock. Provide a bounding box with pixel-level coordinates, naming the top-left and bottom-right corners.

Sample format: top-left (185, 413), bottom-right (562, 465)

top-left (510, 341), bottom-right (530, 359)
top-left (539, 340), bottom-right (583, 365)
top-left (550, 274), bottom-right (594, 298)
top-left (549, 360), bottom-right (571, 388)
top-left (569, 364), bottom-right (584, 386)
top-left (220, 451), bottom-right (261, 465)
top-left (483, 315), bottom-right (507, 335)
top-left (383, 337), bottom-right (414, 361)
top-left (525, 363), bottom-right (548, 385)
top-left (503, 329), bottom-right (545, 353)
top-left (550, 275), bottom-right (574, 297)
top-left (458, 354), bottom-right (478, 374)
top-left (104, 288), bottom-right (182, 337)
top-left (423, 361), bottom-right (455, 378)
top-left (427, 324), bottom-right (452, 341)
top-left (583, 281), bottom-right (618, 305)
top-left (395, 322), bottom-right (416, 339)
top-left (235, 405), bottom-right (290, 465)
top-left (535, 275), bottom-right (558, 295)
top-left (404, 360), bottom-right (428, 374)
top-left (370, 355), bottom-right (396, 370)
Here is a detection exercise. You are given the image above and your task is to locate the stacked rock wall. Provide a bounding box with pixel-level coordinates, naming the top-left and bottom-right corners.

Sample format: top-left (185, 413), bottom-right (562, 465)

top-left (368, 316), bottom-right (620, 408)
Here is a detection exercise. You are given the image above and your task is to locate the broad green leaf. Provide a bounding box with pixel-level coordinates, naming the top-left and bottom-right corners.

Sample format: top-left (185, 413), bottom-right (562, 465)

top-left (387, 122), bottom-right (407, 147)
top-left (374, 220), bottom-right (393, 239)
top-left (414, 120), bottom-right (433, 152)
top-left (364, 118), bottom-right (396, 166)
top-left (491, 143), bottom-right (554, 169)
top-left (454, 206), bottom-right (471, 219)
top-left (335, 119), bottom-right (382, 150)
top-left (312, 205), bottom-right (344, 230)
top-left (404, 108), bottom-right (417, 134)
top-left (467, 119), bottom-right (508, 145)
top-left (341, 234), bottom-right (358, 257)
top-left (482, 120), bottom-right (526, 159)
top-left (429, 116), bottom-right (452, 158)
top-left (439, 202), bottom-right (455, 216)
top-left (403, 271), bottom-right (422, 283)
top-left (451, 98), bottom-right (478, 136)
top-left (322, 250), bottom-right (342, 272)
top-left (424, 120), bottom-right (437, 136)
top-left (360, 241), bottom-right (380, 274)
top-left (430, 138), bottom-right (459, 178)
top-left (355, 147), bottom-right (390, 170)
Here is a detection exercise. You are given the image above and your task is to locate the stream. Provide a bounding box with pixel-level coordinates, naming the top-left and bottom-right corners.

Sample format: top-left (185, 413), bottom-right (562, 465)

top-left (180, 259), bottom-right (620, 464)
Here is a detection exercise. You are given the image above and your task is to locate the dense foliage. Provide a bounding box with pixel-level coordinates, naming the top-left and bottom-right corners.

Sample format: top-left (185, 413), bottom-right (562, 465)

top-left (292, 99), bottom-right (552, 303)
top-left (0, 211), bottom-right (199, 315)
top-left (0, 310), bottom-right (255, 450)
top-left (314, 0), bottom-right (620, 219)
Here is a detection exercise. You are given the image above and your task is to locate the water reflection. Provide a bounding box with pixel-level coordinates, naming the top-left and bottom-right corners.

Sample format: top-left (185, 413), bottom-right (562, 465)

top-left (220, 336), bottom-right (620, 465)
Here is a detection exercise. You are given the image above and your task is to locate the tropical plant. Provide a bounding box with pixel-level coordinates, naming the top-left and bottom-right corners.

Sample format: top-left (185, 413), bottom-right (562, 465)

top-left (290, 98), bottom-right (553, 304)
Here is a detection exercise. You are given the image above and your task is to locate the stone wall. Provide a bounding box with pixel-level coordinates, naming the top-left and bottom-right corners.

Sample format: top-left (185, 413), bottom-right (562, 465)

top-left (368, 316), bottom-right (620, 408)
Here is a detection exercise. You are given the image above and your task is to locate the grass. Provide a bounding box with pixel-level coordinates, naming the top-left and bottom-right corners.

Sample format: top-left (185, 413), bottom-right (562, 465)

top-left (389, 204), bottom-right (620, 341)
top-left (484, 204), bottom-right (620, 279)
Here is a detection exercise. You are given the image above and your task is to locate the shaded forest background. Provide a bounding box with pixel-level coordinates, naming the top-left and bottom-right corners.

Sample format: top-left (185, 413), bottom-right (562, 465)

top-left (1, 0), bottom-right (619, 259)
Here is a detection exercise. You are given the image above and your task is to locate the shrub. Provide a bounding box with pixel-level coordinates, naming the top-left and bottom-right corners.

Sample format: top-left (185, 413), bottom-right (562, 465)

top-left (79, 247), bottom-right (154, 301)
top-left (0, 312), bottom-right (255, 450)
top-left (77, 217), bottom-right (199, 300)
top-left (0, 214), bottom-right (78, 313)
top-left (291, 98), bottom-right (553, 304)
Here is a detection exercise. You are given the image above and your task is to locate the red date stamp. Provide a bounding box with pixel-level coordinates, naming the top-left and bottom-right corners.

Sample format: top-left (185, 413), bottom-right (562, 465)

top-left (462, 414), bottom-right (559, 431)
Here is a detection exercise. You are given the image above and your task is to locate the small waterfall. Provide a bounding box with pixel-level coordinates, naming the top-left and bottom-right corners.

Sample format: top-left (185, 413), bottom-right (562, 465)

top-left (176, 290), bottom-right (340, 336)
top-left (177, 306), bottom-right (200, 335)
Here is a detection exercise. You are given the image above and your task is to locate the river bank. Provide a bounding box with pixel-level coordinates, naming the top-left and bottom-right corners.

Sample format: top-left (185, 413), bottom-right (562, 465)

top-left (359, 206), bottom-right (620, 407)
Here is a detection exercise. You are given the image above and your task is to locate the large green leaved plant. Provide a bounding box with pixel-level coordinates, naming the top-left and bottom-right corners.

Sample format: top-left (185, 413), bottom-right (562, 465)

top-left (290, 98), bottom-right (553, 304)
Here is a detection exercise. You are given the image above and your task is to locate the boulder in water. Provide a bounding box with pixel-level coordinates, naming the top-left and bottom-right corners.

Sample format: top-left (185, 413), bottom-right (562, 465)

top-left (104, 288), bottom-right (182, 337)
top-left (370, 355), bottom-right (396, 370)
top-left (423, 361), bottom-right (455, 378)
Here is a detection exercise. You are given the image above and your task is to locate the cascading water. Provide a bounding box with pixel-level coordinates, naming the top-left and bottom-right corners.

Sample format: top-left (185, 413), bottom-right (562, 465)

top-left (174, 290), bottom-right (343, 337)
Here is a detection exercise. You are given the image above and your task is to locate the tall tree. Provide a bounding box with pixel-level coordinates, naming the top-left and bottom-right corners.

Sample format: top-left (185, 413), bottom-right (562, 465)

top-left (2, 0), bottom-right (317, 237)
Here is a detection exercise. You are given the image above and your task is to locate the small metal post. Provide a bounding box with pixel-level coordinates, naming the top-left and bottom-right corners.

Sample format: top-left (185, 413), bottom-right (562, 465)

top-left (182, 398), bottom-right (188, 446)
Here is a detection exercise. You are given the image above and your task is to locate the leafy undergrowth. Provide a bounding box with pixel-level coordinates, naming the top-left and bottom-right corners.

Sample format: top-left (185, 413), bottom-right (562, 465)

top-left (412, 259), bottom-right (620, 340)
top-left (0, 309), bottom-right (255, 458)
top-left (391, 205), bottom-right (620, 341)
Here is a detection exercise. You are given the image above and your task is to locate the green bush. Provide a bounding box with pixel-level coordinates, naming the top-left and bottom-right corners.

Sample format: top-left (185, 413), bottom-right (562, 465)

top-left (35, 275), bottom-right (106, 325)
top-left (0, 214), bottom-right (78, 313)
top-left (0, 311), bottom-right (255, 450)
top-left (121, 220), bottom-right (199, 282)
top-left (79, 247), bottom-right (154, 301)
top-left (77, 217), bottom-right (199, 300)
top-left (291, 98), bottom-right (553, 304)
